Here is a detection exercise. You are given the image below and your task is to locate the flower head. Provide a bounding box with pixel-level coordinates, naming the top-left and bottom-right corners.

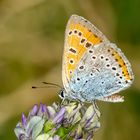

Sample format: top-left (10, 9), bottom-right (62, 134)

top-left (14, 101), bottom-right (100, 140)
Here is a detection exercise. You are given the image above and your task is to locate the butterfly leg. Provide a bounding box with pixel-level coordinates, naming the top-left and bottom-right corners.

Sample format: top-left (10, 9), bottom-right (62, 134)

top-left (92, 100), bottom-right (100, 119)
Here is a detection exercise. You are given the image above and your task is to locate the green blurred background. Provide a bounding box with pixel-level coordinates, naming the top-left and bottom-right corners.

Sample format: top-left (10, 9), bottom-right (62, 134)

top-left (0, 0), bottom-right (140, 139)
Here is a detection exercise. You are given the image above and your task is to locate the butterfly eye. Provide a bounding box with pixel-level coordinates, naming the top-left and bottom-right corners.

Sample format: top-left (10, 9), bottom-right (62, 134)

top-left (59, 90), bottom-right (65, 99)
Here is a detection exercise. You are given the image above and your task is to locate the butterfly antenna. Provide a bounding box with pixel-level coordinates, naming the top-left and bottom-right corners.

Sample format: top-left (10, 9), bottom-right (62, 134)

top-left (42, 82), bottom-right (62, 89)
top-left (32, 82), bottom-right (62, 89)
top-left (32, 85), bottom-right (58, 89)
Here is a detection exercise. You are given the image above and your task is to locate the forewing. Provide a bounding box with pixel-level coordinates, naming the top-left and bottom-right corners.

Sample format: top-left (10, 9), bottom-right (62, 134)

top-left (62, 15), bottom-right (109, 92)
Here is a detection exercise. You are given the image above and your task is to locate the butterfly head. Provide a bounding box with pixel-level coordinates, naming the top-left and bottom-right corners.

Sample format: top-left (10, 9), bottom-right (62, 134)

top-left (58, 89), bottom-right (66, 100)
top-left (58, 89), bottom-right (74, 101)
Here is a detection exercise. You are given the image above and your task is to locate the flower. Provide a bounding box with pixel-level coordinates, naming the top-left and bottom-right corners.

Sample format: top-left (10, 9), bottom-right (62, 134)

top-left (14, 101), bottom-right (100, 140)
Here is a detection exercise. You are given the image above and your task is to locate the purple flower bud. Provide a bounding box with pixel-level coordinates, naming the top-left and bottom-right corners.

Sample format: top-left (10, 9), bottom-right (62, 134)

top-left (21, 113), bottom-right (27, 127)
top-left (42, 105), bottom-right (47, 113)
top-left (34, 103), bottom-right (49, 118)
top-left (29, 104), bottom-right (38, 117)
top-left (37, 103), bottom-right (44, 116)
top-left (53, 107), bottom-right (65, 124)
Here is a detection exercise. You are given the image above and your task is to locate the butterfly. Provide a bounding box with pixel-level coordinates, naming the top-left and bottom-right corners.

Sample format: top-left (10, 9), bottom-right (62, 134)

top-left (59, 15), bottom-right (134, 103)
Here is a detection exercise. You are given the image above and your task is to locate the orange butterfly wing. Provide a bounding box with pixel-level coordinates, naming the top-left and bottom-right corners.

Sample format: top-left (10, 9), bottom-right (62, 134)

top-left (62, 15), bottom-right (109, 91)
